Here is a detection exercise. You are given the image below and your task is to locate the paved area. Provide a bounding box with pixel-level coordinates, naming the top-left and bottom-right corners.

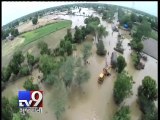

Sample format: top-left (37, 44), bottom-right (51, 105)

top-left (142, 38), bottom-right (158, 59)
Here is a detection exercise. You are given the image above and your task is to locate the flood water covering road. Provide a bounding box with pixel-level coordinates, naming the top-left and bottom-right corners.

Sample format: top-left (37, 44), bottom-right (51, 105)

top-left (2, 8), bottom-right (157, 120)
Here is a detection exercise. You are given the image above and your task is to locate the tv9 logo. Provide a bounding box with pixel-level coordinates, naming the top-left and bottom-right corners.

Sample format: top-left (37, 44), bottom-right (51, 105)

top-left (18, 91), bottom-right (43, 108)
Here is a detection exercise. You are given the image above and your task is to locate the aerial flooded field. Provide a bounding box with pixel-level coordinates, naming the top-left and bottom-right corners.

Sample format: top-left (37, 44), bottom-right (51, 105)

top-left (2, 4), bottom-right (158, 120)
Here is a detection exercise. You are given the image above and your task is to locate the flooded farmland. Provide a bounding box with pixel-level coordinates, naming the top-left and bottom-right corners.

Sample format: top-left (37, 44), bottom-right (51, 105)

top-left (2, 8), bottom-right (157, 120)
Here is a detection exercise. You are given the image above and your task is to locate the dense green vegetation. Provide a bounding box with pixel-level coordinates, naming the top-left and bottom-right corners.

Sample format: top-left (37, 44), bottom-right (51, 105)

top-left (32, 17), bottom-right (38, 25)
top-left (131, 51), bottom-right (140, 67)
top-left (82, 43), bottom-right (92, 64)
top-left (2, 28), bottom-right (19, 40)
top-left (113, 106), bottom-right (131, 120)
top-left (137, 76), bottom-right (158, 120)
top-left (113, 71), bottom-right (133, 105)
top-left (21, 20), bottom-right (72, 46)
top-left (23, 78), bottom-right (39, 91)
top-left (2, 96), bottom-right (30, 120)
top-left (96, 40), bottom-right (107, 56)
top-left (117, 55), bottom-right (127, 73)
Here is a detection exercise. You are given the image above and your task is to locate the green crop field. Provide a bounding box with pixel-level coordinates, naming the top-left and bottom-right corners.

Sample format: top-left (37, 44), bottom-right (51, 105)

top-left (20, 20), bottom-right (72, 46)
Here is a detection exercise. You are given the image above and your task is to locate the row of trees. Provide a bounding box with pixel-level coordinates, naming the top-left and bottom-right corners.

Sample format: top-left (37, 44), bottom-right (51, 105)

top-left (112, 70), bottom-right (133, 119)
top-left (112, 71), bottom-right (158, 119)
top-left (101, 6), bottom-right (116, 23)
top-left (83, 16), bottom-right (109, 56)
top-left (2, 51), bottom-right (38, 87)
top-left (137, 76), bottom-right (158, 120)
top-left (32, 17), bottom-right (38, 25)
top-left (130, 18), bottom-right (152, 68)
top-left (112, 54), bottom-right (132, 119)
top-left (36, 32), bottom-right (91, 119)
top-left (39, 55), bottom-right (90, 119)
top-left (118, 7), bottom-right (157, 30)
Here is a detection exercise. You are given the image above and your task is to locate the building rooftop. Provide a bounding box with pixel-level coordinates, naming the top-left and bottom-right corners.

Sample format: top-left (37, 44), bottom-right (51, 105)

top-left (142, 38), bottom-right (157, 59)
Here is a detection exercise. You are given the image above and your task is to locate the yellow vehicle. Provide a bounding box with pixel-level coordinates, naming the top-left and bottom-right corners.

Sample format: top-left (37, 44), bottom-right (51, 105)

top-left (98, 66), bottom-right (111, 84)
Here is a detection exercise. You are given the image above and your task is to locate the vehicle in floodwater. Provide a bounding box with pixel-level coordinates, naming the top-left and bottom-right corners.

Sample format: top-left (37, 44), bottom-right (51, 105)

top-left (98, 66), bottom-right (111, 84)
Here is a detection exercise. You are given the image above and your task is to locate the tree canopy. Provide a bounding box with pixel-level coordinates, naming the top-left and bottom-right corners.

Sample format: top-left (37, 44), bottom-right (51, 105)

top-left (82, 43), bottom-right (92, 64)
top-left (113, 106), bottom-right (131, 120)
top-left (32, 17), bottom-right (38, 25)
top-left (96, 40), bottom-right (106, 56)
top-left (114, 71), bottom-right (133, 105)
top-left (117, 55), bottom-right (127, 73)
top-left (23, 78), bottom-right (39, 91)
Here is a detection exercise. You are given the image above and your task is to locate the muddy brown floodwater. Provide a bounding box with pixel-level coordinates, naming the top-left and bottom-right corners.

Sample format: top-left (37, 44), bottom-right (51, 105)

top-left (2, 8), bottom-right (157, 120)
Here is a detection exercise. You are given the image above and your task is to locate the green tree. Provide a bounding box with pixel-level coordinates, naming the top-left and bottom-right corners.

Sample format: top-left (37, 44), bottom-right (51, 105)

top-left (19, 65), bottom-right (30, 76)
top-left (114, 71), bottom-right (133, 105)
top-left (75, 57), bottom-right (82, 67)
top-left (88, 22), bottom-right (98, 41)
top-left (60, 40), bottom-right (65, 48)
top-left (2, 66), bottom-right (12, 82)
top-left (84, 16), bottom-right (100, 25)
top-left (60, 57), bottom-right (75, 88)
top-left (130, 13), bottom-right (137, 22)
top-left (96, 40), bottom-right (107, 56)
top-left (59, 48), bottom-right (65, 56)
top-left (27, 52), bottom-right (35, 66)
top-left (81, 26), bottom-right (86, 40)
top-left (32, 17), bottom-right (38, 25)
top-left (137, 76), bottom-right (158, 120)
top-left (12, 112), bottom-right (30, 120)
top-left (10, 96), bottom-right (19, 113)
top-left (39, 55), bottom-right (58, 79)
top-left (52, 80), bottom-right (68, 120)
top-left (75, 66), bottom-right (90, 86)
top-left (12, 51), bottom-right (25, 67)
top-left (74, 26), bottom-right (83, 43)
top-left (102, 11), bottom-right (107, 20)
top-left (135, 42), bottom-right (144, 53)
top-left (2, 97), bottom-right (13, 120)
top-left (2, 29), bottom-right (9, 40)
top-left (138, 94), bottom-right (156, 114)
top-left (45, 71), bottom-right (58, 85)
top-left (113, 106), bottom-right (131, 120)
top-left (142, 108), bottom-right (158, 120)
top-left (9, 60), bottom-right (20, 75)
top-left (131, 52), bottom-right (140, 67)
top-left (120, 15), bottom-right (131, 25)
top-left (138, 15), bottom-right (143, 23)
top-left (23, 78), bottom-right (39, 91)
top-left (82, 43), bottom-right (92, 64)
top-left (37, 41), bottom-right (50, 55)
top-left (64, 29), bottom-right (73, 43)
top-left (65, 40), bottom-right (72, 55)
top-left (97, 25), bottom-right (108, 41)
top-left (135, 19), bottom-right (152, 39)
top-left (11, 28), bottom-right (19, 37)
top-left (140, 76), bottom-right (158, 101)
top-left (117, 55), bottom-right (127, 73)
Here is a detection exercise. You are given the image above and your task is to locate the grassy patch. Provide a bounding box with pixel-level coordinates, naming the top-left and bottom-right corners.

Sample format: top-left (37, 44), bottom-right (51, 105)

top-left (20, 20), bottom-right (72, 46)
